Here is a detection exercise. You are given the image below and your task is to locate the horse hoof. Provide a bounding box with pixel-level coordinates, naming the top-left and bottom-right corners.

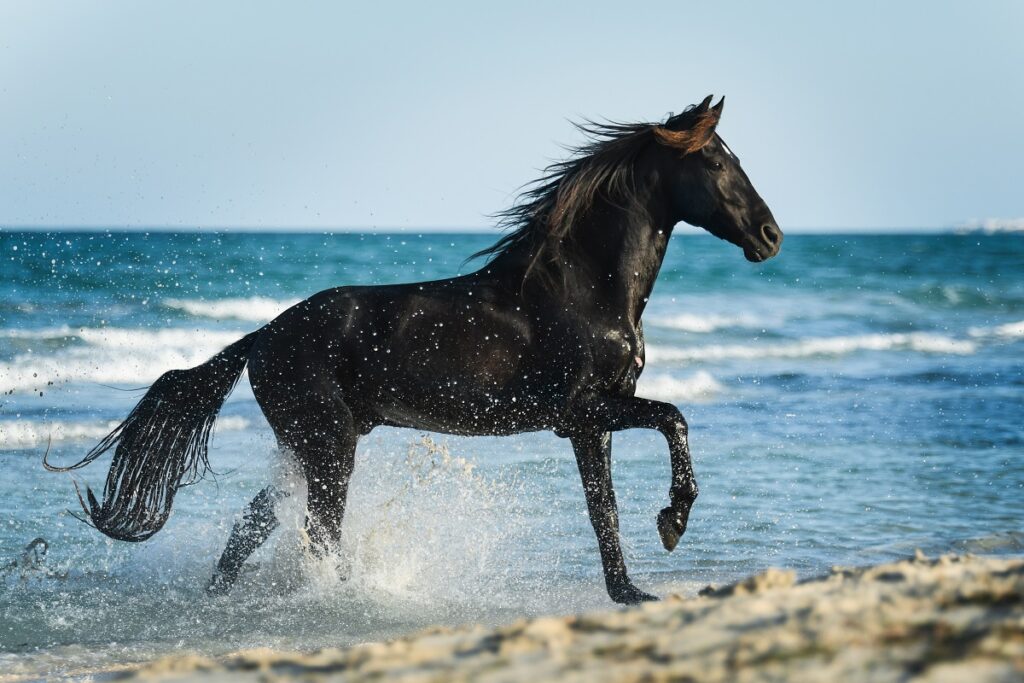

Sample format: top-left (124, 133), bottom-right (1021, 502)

top-left (206, 572), bottom-right (234, 597)
top-left (609, 583), bottom-right (659, 605)
top-left (657, 506), bottom-right (687, 552)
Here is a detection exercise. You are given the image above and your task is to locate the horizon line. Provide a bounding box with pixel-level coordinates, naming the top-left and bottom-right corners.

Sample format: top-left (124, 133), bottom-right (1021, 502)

top-left (0, 225), bottom-right (970, 235)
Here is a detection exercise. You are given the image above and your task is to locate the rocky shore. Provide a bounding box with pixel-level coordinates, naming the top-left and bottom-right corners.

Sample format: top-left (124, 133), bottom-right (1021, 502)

top-left (119, 552), bottom-right (1022, 682)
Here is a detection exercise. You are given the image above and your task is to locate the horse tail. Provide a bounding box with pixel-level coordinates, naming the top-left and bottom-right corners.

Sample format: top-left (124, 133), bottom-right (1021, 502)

top-left (44, 331), bottom-right (261, 542)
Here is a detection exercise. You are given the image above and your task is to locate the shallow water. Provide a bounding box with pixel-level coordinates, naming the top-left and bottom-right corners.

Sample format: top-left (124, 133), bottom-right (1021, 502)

top-left (1, 231), bottom-right (1022, 679)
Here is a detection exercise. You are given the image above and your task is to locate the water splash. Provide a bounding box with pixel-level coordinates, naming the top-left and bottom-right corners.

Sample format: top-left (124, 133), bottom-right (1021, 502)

top-left (250, 436), bottom-right (542, 615)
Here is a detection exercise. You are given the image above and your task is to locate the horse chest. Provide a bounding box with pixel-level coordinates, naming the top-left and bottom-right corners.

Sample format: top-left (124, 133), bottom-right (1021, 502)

top-left (589, 326), bottom-right (643, 386)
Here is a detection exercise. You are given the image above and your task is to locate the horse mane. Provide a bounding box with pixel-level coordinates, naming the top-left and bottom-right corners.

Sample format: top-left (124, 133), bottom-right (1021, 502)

top-left (472, 99), bottom-right (719, 279)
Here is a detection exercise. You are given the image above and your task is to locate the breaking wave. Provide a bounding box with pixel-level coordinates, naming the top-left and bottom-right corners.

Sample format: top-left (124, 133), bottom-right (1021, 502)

top-left (646, 313), bottom-right (767, 333)
top-left (0, 327), bottom-right (247, 392)
top-left (969, 319), bottom-right (1024, 339)
top-left (0, 325), bottom-right (77, 340)
top-left (2, 319), bottom-right (1019, 396)
top-left (0, 416), bottom-right (251, 450)
top-left (646, 331), bottom-right (979, 364)
top-left (164, 297), bottom-right (299, 322)
top-left (635, 371), bottom-right (723, 401)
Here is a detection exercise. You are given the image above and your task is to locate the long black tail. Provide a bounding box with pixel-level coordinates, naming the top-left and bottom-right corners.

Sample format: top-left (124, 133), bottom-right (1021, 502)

top-left (44, 331), bottom-right (261, 542)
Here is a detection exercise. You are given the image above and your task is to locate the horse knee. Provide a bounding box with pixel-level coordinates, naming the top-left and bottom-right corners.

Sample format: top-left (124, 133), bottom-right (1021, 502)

top-left (656, 405), bottom-right (688, 443)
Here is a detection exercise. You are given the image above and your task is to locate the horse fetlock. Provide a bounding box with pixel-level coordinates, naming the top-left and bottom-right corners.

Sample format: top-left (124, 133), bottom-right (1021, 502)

top-left (206, 571), bottom-right (234, 597)
top-left (670, 482), bottom-right (698, 509)
top-left (606, 577), bottom-right (659, 604)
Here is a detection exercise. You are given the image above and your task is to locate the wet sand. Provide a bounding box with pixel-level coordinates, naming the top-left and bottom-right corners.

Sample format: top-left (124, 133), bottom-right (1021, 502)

top-left (112, 552), bottom-right (1023, 682)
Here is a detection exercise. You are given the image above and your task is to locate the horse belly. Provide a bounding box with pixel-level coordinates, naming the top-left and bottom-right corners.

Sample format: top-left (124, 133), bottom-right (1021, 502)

top-left (365, 328), bottom-right (562, 434)
top-left (373, 353), bottom-right (558, 435)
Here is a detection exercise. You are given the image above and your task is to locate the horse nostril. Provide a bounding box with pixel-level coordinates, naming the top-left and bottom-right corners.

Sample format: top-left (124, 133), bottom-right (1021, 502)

top-left (760, 224), bottom-right (781, 247)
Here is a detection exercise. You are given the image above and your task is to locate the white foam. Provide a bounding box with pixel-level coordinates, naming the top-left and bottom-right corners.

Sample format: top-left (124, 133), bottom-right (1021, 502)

top-left (646, 332), bottom-right (977, 364)
top-left (646, 313), bottom-right (765, 333)
top-left (969, 320), bottom-right (1024, 339)
top-left (0, 326), bottom-right (76, 339)
top-left (0, 327), bottom-right (247, 392)
top-left (635, 371), bottom-right (723, 401)
top-left (164, 297), bottom-right (299, 322)
top-left (72, 327), bottom-right (244, 350)
top-left (0, 415), bottom-right (251, 450)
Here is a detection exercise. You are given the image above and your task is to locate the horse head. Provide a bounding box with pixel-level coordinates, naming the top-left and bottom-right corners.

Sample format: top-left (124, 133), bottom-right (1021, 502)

top-left (654, 95), bottom-right (782, 262)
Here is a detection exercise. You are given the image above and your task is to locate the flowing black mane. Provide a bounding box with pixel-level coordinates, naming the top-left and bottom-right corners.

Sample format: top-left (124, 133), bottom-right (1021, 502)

top-left (472, 103), bottom-right (713, 276)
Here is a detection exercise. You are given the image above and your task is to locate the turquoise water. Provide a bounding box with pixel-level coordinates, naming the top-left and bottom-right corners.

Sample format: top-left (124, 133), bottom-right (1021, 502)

top-left (1, 230), bottom-right (1023, 678)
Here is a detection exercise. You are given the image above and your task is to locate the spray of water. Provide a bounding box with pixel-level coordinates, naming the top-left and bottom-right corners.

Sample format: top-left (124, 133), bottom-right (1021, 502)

top-left (249, 436), bottom-right (552, 617)
top-left (2, 432), bottom-right (604, 678)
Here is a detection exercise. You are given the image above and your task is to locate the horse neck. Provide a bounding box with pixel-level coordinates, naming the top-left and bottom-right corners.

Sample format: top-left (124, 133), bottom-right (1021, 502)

top-left (480, 185), bottom-right (674, 325)
top-left (560, 192), bottom-right (674, 325)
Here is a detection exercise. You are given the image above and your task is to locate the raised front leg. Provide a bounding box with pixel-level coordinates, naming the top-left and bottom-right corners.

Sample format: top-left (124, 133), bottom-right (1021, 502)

top-left (570, 396), bottom-right (698, 552)
top-left (571, 431), bottom-right (657, 604)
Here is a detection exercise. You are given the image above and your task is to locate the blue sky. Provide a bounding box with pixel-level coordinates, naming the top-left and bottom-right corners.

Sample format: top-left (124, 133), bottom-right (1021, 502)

top-left (1, 1), bottom-right (1021, 231)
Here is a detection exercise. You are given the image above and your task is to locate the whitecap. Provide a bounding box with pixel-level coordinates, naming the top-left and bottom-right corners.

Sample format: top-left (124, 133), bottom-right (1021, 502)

top-left (646, 332), bottom-right (977, 364)
top-left (968, 320), bottom-right (1024, 339)
top-left (0, 327), bottom-right (247, 392)
top-left (635, 371), bottom-right (723, 401)
top-left (0, 325), bottom-right (76, 340)
top-left (645, 313), bottom-right (765, 333)
top-left (0, 415), bottom-right (251, 450)
top-left (164, 297), bottom-right (299, 322)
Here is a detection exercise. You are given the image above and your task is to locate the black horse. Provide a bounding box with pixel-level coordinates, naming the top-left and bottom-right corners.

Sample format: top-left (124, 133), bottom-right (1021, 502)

top-left (46, 96), bottom-right (781, 604)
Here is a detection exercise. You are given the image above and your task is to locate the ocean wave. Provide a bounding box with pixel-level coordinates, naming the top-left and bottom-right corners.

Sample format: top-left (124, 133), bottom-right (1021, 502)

top-left (163, 297), bottom-right (299, 322)
top-left (635, 371), bottom-right (723, 401)
top-left (3, 321), bottom-right (1008, 396)
top-left (0, 325), bottom-right (76, 340)
top-left (0, 327), bottom-right (246, 392)
top-left (0, 415), bottom-right (251, 450)
top-left (646, 313), bottom-right (766, 333)
top-left (968, 320), bottom-right (1024, 339)
top-left (646, 332), bottom-right (977, 364)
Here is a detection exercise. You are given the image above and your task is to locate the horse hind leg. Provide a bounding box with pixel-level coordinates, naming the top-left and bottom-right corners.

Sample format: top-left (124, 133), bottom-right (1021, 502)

top-left (295, 414), bottom-right (358, 558)
top-left (207, 485), bottom-right (289, 595)
top-left (207, 378), bottom-right (359, 595)
top-left (261, 381), bottom-right (359, 562)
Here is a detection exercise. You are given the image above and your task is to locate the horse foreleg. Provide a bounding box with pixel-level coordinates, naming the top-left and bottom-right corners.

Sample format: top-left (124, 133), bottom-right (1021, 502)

top-left (571, 396), bottom-right (697, 553)
top-left (207, 484), bottom-right (289, 595)
top-left (571, 431), bottom-right (657, 604)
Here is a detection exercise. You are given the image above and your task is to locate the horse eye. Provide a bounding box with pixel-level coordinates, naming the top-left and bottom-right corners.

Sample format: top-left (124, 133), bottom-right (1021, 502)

top-left (711, 161), bottom-right (723, 171)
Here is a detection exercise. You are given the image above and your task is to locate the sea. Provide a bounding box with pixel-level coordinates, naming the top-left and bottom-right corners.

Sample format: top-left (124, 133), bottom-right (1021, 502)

top-left (1, 230), bottom-right (1022, 679)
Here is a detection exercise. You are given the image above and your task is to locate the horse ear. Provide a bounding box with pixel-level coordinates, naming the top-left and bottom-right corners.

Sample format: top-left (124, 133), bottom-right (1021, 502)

top-left (653, 95), bottom-right (724, 154)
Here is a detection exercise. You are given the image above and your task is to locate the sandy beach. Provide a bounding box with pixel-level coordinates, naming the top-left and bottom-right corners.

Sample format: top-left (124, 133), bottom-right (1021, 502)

top-left (99, 552), bottom-right (1022, 682)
